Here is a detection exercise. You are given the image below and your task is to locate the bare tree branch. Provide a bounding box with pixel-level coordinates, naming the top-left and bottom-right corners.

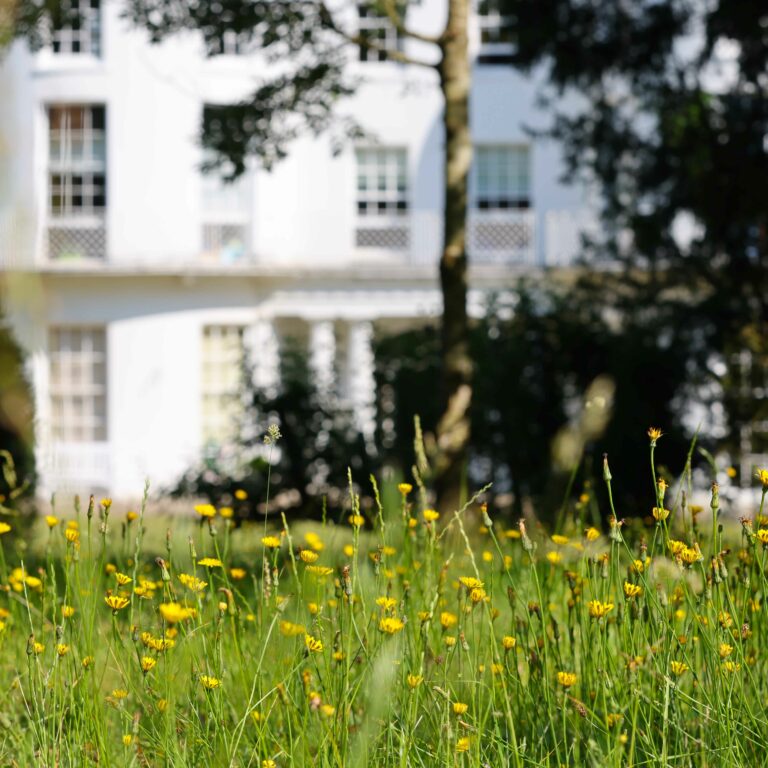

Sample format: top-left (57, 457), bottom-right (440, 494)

top-left (377, 0), bottom-right (442, 46)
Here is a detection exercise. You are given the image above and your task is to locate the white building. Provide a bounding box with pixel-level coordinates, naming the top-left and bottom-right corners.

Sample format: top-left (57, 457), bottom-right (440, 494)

top-left (0, 0), bottom-right (593, 500)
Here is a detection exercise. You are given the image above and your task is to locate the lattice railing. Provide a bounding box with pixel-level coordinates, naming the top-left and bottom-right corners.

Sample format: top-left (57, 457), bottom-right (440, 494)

top-left (47, 220), bottom-right (106, 260)
top-left (468, 211), bottom-right (535, 264)
top-left (355, 219), bottom-right (410, 251)
top-left (202, 223), bottom-right (247, 263)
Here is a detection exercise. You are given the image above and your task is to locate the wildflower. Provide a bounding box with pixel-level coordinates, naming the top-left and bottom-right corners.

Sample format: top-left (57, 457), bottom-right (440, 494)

top-left (262, 536), bottom-right (281, 549)
top-left (375, 596), bottom-right (397, 612)
top-left (756, 469), bottom-right (768, 488)
top-left (56, 643), bottom-right (69, 656)
top-left (756, 529), bottom-right (768, 545)
top-left (469, 588), bottom-right (487, 604)
top-left (482, 550), bottom-right (493, 563)
top-left (631, 557), bottom-right (650, 573)
top-left (440, 612), bottom-right (458, 629)
top-left (647, 427), bottom-right (663, 444)
top-left (398, 483), bottom-right (412, 495)
top-left (200, 675), bottom-right (221, 690)
top-left (679, 546), bottom-right (702, 566)
top-left (264, 424), bottom-right (282, 445)
top-left (159, 602), bottom-right (194, 623)
top-left (115, 572), bottom-right (132, 586)
top-left (722, 661), bottom-right (741, 674)
top-left (300, 550), bottom-right (319, 563)
top-left (230, 567), bottom-right (247, 580)
top-left (105, 595), bottom-right (130, 612)
top-left (306, 565), bottom-right (334, 577)
top-left (126, 510), bottom-right (138, 522)
top-left (178, 573), bottom-right (207, 592)
top-left (141, 656), bottom-right (157, 673)
top-left (82, 656), bottom-right (94, 668)
top-left (719, 643), bottom-right (733, 659)
top-left (546, 551), bottom-right (562, 565)
top-left (320, 704), bottom-right (335, 717)
top-left (423, 509), bottom-right (439, 522)
top-left (407, 674), bottom-right (423, 689)
top-left (452, 702), bottom-right (468, 715)
top-left (445, 636), bottom-right (457, 648)
top-left (587, 600), bottom-right (614, 619)
top-left (606, 713), bottom-right (623, 728)
top-left (112, 689), bottom-right (129, 699)
top-left (157, 699), bottom-right (169, 712)
top-left (197, 557), bottom-right (223, 568)
top-left (585, 527), bottom-right (600, 541)
top-left (652, 507), bottom-right (670, 522)
top-left (456, 737), bottom-right (470, 753)
top-left (305, 634), bottom-right (323, 653)
top-left (65, 528), bottom-right (79, 544)
top-left (279, 621), bottom-right (306, 637)
top-left (234, 489), bottom-right (248, 501)
top-left (105, 563), bottom-right (117, 574)
top-left (551, 534), bottom-right (569, 545)
top-left (408, 517), bottom-right (418, 528)
top-left (195, 504), bottom-right (216, 518)
top-left (505, 528), bottom-right (521, 539)
top-left (262, 761), bottom-right (277, 768)
top-left (502, 635), bottom-right (516, 650)
top-left (100, 497), bottom-right (112, 510)
top-left (670, 661), bottom-right (688, 676)
top-left (557, 671), bottom-right (577, 688)
top-left (61, 604), bottom-right (76, 618)
top-left (657, 478), bottom-right (669, 494)
top-left (379, 617), bottom-right (405, 634)
top-left (667, 540), bottom-right (686, 556)
top-left (348, 514), bottom-right (365, 527)
top-left (45, 515), bottom-right (59, 528)
top-left (458, 576), bottom-right (484, 590)
top-left (122, 735), bottom-right (133, 747)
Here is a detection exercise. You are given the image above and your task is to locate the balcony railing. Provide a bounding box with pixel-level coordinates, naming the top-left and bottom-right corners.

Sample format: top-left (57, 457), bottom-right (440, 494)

top-left (47, 215), bottom-right (106, 261)
top-left (40, 441), bottom-right (112, 494)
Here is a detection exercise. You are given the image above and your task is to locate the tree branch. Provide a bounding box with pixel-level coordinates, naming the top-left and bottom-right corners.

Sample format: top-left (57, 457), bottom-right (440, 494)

top-left (378, 0), bottom-right (442, 46)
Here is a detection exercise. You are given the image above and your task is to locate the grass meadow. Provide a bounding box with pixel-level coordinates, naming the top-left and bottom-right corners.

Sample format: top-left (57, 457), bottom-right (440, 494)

top-left (1, 430), bottom-right (768, 766)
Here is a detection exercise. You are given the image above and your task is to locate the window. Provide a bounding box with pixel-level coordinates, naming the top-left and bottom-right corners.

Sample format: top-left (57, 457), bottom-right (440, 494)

top-left (207, 30), bottom-right (249, 56)
top-left (357, 4), bottom-right (402, 62)
top-left (201, 326), bottom-right (246, 445)
top-left (476, 0), bottom-right (513, 63)
top-left (49, 327), bottom-right (107, 442)
top-left (473, 146), bottom-right (530, 210)
top-left (52, 0), bottom-right (101, 56)
top-left (355, 148), bottom-right (408, 216)
top-left (49, 105), bottom-right (107, 217)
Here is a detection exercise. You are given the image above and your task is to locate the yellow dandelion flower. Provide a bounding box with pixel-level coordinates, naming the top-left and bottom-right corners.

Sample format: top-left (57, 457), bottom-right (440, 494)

top-left (61, 604), bottom-right (76, 618)
top-left (64, 528), bottom-right (79, 543)
top-left (623, 582), bottom-right (643, 599)
top-left (262, 536), bottom-right (281, 549)
top-left (230, 567), bottom-right (246, 580)
top-left (279, 621), bottom-right (306, 637)
top-left (670, 660), bottom-right (689, 676)
top-left (320, 704), bottom-right (335, 717)
top-left (56, 643), bottom-right (69, 656)
top-left (262, 760), bottom-right (277, 768)
top-left (197, 557), bottom-right (223, 568)
top-left (157, 698), bottom-right (169, 712)
top-left (200, 675), bottom-right (221, 690)
top-left (756, 529), bottom-right (768, 545)
top-left (719, 643), bottom-right (733, 658)
top-left (122, 734), bottom-right (132, 747)
top-left (195, 504), bottom-right (216, 518)
top-left (82, 656), bottom-right (94, 668)
top-left (178, 573), bottom-right (208, 592)
top-left (379, 617), bottom-right (405, 634)
top-left (115, 572), bottom-right (132, 586)
top-left (300, 550), bottom-right (319, 563)
top-left (587, 600), bottom-right (614, 619)
top-left (647, 427), bottom-right (663, 442)
top-left (585, 527), bottom-right (600, 541)
top-left (440, 611), bottom-right (457, 629)
top-left (756, 469), bottom-right (768, 488)
top-left (159, 602), bottom-right (194, 623)
top-left (546, 551), bottom-right (562, 565)
top-left (306, 565), bottom-right (334, 577)
top-left (557, 671), bottom-right (577, 688)
top-left (452, 701), bottom-right (468, 715)
top-left (141, 656), bottom-right (157, 673)
top-left (105, 595), bottom-right (130, 612)
top-left (112, 688), bottom-right (129, 699)
top-left (445, 636), bottom-right (457, 648)
top-left (398, 483), bottom-right (413, 495)
top-left (456, 737), bottom-right (470, 753)
top-left (305, 634), bottom-right (323, 653)
top-left (375, 596), bottom-right (397, 612)
top-left (348, 514), bottom-right (365, 527)
top-left (606, 713), bottom-right (623, 728)
top-left (722, 660), bottom-right (741, 674)
top-left (407, 674), bottom-right (423, 689)
top-left (45, 515), bottom-right (59, 528)
top-left (469, 588), bottom-right (487, 604)
top-left (652, 507), bottom-right (670, 522)
top-left (459, 576), bottom-right (484, 590)
top-left (234, 489), bottom-right (248, 500)
top-left (423, 509), bottom-right (439, 522)
top-left (126, 510), bottom-right (138, 522)
top-left (551, 534), bottom-right (569, 545)
top-left (502, 635), bottom-right (516, 650)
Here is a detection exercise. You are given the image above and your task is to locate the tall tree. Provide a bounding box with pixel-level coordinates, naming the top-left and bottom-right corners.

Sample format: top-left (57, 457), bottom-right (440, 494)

top-left (6, 0), bottom-right (478, 511)
top-left (504, 0), bottom-right (768, 460)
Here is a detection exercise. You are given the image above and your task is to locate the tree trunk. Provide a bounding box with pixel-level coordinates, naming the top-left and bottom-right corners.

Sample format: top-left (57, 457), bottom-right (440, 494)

top-left (435, 0), bottom-right (472, 514)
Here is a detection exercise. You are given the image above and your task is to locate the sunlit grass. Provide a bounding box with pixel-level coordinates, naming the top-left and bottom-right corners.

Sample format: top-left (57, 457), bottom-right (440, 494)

top-left (0, 433), bottom-right (768, 766)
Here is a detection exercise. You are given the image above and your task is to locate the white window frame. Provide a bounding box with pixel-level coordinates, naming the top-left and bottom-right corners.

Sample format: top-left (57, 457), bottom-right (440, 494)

top-left (472, 145), bottom-right (531, 210)
top-left (201, 325), bottom-right (247, 445)
top-left (357, 4), bottom-right (402, 62)
top-left (52, 0), bottom-right (102, 56)
top-left (49, 326), bottom-right (107, 443)
top-left (476, 0), bottom-right (514, 62)
top-left (355, 147), bottom-right (409, 217)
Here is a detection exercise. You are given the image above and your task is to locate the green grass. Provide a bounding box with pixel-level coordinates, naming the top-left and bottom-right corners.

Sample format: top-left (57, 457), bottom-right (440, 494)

top-left (1, 442), bottom-right (768, 767)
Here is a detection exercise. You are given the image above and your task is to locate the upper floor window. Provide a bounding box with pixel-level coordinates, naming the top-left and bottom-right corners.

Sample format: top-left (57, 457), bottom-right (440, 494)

top-left (201, 325), bottom-right (246, 445)
top-left (49, 327), bottom-right (107, 442)
top-left (476, 0), bottom-right (513, 64)
top-left (473, 146), bottom-right (530, 210)
top-left (49, 105), bottom-right (106, 217)
top-left (357, 4), bottom-right (402, 62)
top-left (207, 30), bottom-right (249, 56)
top-left (52, 0), bottom-right (101, 56)
top-left (356, 148), bottom-right (408, 216)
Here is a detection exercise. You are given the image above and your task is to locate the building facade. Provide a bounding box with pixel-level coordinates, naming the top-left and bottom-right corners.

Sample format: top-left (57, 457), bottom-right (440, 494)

top-left (0, 0), bottom-right (593, 499)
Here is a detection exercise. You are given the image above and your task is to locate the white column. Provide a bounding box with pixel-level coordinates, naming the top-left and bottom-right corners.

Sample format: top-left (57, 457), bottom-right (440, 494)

top-left (346, 320), bottom-right (376, 442)
top-left (246, 319), bottom-right (280, 394)
top-left (309, 320), bottom-right (336, 397)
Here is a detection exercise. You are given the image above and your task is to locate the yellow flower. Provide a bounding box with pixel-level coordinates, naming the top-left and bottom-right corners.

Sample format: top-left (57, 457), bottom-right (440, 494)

top-left (348, 514), bottom-right (365, 527)
top-left (178, 573), bottom-right (208, 592)
top-left (456, 737), bottom-right (470, 753)
top-left (719, 643), bottom-right (733, 659)
top-left (218, 506), bottom-right (233, 519)
top-left (445, 636), bottom-right (456, 648)
top-left (195, 504), bottom-right (216, 518)
top-left (200, 675), bottom-right (221, 690)
top-left (398, 483), bottom-right (413, 495)
top-left (262, 536), bottom-right (281, 549)
top-left (197, 558), bottom-right (223, 568)
top-left (670, 660), bottom-right (689, 676)
top-left (61, 604), bottom-right (76, 618)
top-left (379, 617), bottom-right (405, 634)
top-left (623, 582), bottom-right (642, 599)
top-left (56, 643), bottom-right (70, 656)
top-left (551, 534), bottom-right (569, 545)
top-left (262, 760), bottom-right (277, 768)
top-left (482, 550), bottom-right (493, 562)
top-left (82, 656), bottom-right (94, 668)
top-left (304, 634), bottom-right (323, 653)
top-left (585, 527), bottom-right (600, 541)
top-left (111, 689), bottom-right (129, 699)
top-left (279, 621), bottom-right (306, 637)
top-left (502, 635), bottom-right (516, 650)
top-left (141, 656), bottom-right (157, 673)
top-left (234, 489), bottom-right (248, 500)
top-left (458, 576), bottom-right (484, 590)
top-left (229, 567), bottom-right (246, 580)
top-left (306, 565), bottom-right (334, 577)
top-left (32, 641), bottom-right (45, 655)
top-left (722, 661), bottom-right (741, 674)
top-left (452, 702), bottom-right (468, 715)
top-left (157, 698), bottom-right (169, 712)
top-left (756, 469), bottom-right (768, 488)
top-left (122, 734), bottom-right (132, 747)
top-left (423, 509), bottom-right (439, 522)
top-left (652, 507), bottom-right (670, 522)
top-left (679, 546), bottom-right (702, 566)
top-left (546, 551), bottom-right (562, 565)
top-left (606, 713), bottom-right (623, 728)
top-left (667, 540), bottom-right (686, 556)
top-left (375, 596), bottom-right (397, 612)
top-left (100, 497), bottom-right (112, 510)
top-left (756, 529), bottom-right (768, 545)
top-left (407, 674), bottom-right (423, 689)
top-left (115, 572), bottom-right (132, 586)
top-left (320, 704), bottom-right (335, 717)
top-left (557, 671), bottom-right (577, 688)
top-left (126, 510), bottom-right (138, 522)
top-left (647, 427), bottom-right (663, 443)
top-left (440, 612), bottom-right (457, 629)
top-left (299, 549), bottom-right (319, 563)
top-left (65, 528), bottom-right (79, 543)
top-left (408, 517), bottom-right (418, 529)
top-left (469, 587), bottom-right (487, 604)
top-left (45, 515), bottom-right (59, 528)
top-left (105, 595), bottom-right (130, 612)
top-left (587, 600), bottom-right (614, 619)
top-left (159, 602), bottom-right (195, 623)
